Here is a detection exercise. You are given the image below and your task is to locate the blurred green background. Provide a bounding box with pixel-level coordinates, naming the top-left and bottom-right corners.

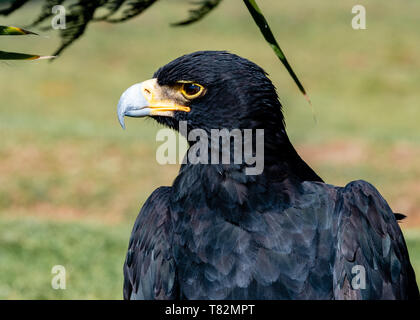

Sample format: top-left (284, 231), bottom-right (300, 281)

top-left (0, 0), bottom-right (419, 299)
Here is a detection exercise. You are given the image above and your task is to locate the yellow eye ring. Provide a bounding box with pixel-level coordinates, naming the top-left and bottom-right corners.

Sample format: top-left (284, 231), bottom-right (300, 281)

top-left (180, 82), bottom-right (205, 99)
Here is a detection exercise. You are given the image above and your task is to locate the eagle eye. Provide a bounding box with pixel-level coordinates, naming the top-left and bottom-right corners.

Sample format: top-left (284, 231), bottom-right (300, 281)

top-left (180, 82), bottom-right (204, 99)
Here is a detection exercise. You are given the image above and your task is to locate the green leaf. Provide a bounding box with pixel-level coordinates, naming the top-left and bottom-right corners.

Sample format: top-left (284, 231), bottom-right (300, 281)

top-left (0, 25), bottom-right (38, 36)
top-left (243, 0), bottom-right (310, 103)
top-left (0, 50), bottom-right (55, 60)
top-left (0, 25), bottom-right (50, 61)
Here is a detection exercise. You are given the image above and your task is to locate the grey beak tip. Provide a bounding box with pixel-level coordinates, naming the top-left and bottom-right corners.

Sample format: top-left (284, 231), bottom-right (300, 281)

top-left (118, 116), bottom-right (126, 130)
top-left (117, 82), bottom-right (149, 130)
top-left (117, 100), bottom-right (126, 130)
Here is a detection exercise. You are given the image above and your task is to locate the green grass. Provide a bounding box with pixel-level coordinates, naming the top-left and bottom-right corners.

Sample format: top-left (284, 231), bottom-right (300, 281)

top-left (0, 0), bottom-right (419, 298)
top-left (0, 218), bottom-right (130, 299)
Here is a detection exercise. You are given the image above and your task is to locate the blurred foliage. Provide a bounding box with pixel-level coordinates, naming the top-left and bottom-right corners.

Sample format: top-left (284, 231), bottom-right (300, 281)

top-left (0, 0), bottom-right (224, 56)
top-left (0, 0), bottom-right (307, 96)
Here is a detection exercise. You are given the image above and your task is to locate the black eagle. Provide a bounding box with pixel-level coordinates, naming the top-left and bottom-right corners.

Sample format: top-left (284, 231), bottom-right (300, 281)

top-left (117, 51), bottom-right (419, 300)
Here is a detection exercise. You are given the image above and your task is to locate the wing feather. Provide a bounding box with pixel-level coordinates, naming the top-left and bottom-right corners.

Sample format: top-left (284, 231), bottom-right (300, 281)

top-left (123, 187), bottom-right (177, 300)
top-left (333, 180), bottom-right (419, 300)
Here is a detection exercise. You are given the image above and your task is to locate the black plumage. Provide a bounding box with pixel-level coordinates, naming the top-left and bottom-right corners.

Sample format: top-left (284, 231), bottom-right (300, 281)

top-left (122, 51), bottom-right (419, 300)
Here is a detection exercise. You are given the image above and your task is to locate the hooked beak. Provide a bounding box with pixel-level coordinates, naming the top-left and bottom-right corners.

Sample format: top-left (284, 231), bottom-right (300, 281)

top-left (117, 78), bottom-right (190, 129)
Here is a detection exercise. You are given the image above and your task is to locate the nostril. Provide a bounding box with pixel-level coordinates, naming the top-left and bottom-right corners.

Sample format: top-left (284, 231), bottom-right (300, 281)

top-left (143, 88), bottom-right (151, 95)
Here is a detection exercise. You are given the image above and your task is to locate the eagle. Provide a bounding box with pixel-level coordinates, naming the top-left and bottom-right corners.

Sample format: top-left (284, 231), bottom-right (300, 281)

top-left (117, 51), bottom-right (419, 300)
